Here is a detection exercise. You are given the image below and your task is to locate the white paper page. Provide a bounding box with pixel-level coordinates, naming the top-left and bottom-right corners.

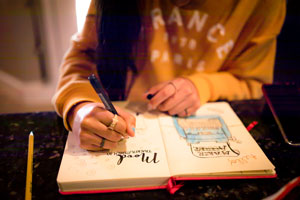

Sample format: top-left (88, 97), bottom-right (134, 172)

top-left (57, 112), bottom-right (170, 190)
top-left (158, 102), bottom-right (275, 176)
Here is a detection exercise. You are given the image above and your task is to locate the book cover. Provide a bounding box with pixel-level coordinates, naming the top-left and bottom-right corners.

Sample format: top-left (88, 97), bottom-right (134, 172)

top-left (57, 102), bottom-right (275, 194)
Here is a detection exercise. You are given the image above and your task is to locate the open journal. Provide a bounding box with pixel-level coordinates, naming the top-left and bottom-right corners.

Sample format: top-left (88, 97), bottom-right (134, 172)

top-left (57, 102), bottom-right (276, 194)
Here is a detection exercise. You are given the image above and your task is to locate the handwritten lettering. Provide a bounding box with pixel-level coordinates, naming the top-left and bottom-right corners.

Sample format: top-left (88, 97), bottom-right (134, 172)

top-left (193, 145), bottom-right (227, 152)
top-left (228, 154), bottom-right (257, 166)
top-left (113, 151), bottom-right (160, 165)
top-left (196, 151), bottom-right (230, 157)
top-left (191, 144), bottom-right (239, 158)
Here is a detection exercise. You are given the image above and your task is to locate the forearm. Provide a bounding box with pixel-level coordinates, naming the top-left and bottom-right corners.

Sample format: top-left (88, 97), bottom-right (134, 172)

top-left (186, 37), bottom-right (277, 104)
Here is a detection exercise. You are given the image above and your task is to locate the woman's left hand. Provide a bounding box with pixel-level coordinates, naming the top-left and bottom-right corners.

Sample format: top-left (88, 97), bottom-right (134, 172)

top-left (143, 77), bottom-right (201, 117)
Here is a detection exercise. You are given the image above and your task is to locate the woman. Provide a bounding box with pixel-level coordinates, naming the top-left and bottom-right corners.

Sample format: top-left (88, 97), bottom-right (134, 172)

top-left (52, 0), bottom-right (286, 150)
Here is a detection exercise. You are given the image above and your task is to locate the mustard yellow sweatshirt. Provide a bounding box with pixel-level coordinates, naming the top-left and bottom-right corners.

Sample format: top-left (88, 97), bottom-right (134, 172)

top-left (52, 0), bottom-right (286, 130)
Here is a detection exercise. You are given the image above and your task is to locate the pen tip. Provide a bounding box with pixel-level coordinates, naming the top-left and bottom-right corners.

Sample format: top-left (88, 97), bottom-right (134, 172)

top-left (30, 131), bottom-right (34, 135)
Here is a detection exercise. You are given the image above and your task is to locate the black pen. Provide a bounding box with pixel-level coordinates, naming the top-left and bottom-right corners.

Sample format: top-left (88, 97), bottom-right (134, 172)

top-left (88, 74), bottom-right (118, 115)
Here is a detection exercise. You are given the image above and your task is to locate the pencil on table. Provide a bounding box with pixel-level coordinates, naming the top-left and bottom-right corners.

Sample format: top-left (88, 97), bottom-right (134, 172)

top-left (25, 131), bottom-right (34, 200)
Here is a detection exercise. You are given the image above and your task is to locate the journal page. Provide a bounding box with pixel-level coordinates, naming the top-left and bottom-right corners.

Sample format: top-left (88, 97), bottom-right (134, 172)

top-left (158, 102), bottom-right (275, 177)
top-left (57, 110), bottom-right (170, 192)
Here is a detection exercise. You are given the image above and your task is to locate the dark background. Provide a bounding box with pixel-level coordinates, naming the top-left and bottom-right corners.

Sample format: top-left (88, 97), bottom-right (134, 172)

top-left (274, 0), bottom-right (300, 84)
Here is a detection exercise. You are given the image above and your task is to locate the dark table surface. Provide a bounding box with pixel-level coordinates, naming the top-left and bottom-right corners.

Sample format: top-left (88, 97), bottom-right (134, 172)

top-left (1, 99), bottom-right (300, 200)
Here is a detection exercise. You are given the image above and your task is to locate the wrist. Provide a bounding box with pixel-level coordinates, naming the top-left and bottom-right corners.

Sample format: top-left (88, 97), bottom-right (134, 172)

top-left (67, 101), bottom-right (91, 130)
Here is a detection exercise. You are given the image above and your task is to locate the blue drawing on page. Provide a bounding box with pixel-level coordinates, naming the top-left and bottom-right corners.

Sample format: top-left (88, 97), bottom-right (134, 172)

top-left (172, 115), bottom-right (240, 158)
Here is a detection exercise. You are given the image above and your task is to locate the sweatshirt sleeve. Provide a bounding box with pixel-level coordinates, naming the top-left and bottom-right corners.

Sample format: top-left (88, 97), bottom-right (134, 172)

top-left (186, 0), bottom-right (286, 105)
top-left (52, 0), bottom-right (100, 130)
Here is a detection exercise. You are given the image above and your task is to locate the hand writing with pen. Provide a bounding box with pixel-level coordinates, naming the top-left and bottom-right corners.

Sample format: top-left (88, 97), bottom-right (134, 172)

top-left (68, 102), bottom-right (135, 151)
top-left (68, 77), bottom-right (200, 151)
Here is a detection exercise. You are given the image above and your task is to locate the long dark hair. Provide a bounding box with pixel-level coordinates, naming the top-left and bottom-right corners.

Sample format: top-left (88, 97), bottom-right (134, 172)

top-left (95, 0), bottom-right (141, 100)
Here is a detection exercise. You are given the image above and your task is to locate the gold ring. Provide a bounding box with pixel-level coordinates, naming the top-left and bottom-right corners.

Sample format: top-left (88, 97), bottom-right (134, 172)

top-left (168, 82), bottom-right (177, 95)
top-left (108, 114), bottom-right (118, 131)
top-left (100, 138), bottom-right (105, 148)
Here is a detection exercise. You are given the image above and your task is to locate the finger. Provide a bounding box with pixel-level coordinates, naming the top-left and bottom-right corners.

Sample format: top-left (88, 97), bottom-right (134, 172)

top-left (79, 130), bottom-right (118, 150)
top-left (92, 108), bottom-right (127, 136)
top-left (143, 82), bottom-right (168, 100)
top-left (116, 106), bottom-right (136, 137)
top-left (168, 94), bottom-right (200, 116)
top-left (148, 83), bottom-right (177, 109)
top-left (81, 145), bottom-right (102, 151)
top-left (157, 83), bottom-right (192, 113)
top-left (177, 105), bottom-right (198, 117)
top-left (81, 117), bottom-right (123, 142)
top-left (157, 90), bottom-right (186, 112)
top-left (107, 115), bottom-right (127, 136)
top-left (82, 140), bottom-right (118, 151)
top-left (168, 99), bottom-right (188, 116)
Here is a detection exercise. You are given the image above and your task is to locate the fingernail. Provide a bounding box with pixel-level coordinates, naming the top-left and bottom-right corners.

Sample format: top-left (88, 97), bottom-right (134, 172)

top-left (147, 94), bottom-right (154, 100)
top-left (147, 104), bottom-right (156, 111)
top-left (132, 127), bottom-right (135, 133)
top-left (147, 104), bottom-right (153, 110)
top-left (121, 134), bottom-right (129, 139)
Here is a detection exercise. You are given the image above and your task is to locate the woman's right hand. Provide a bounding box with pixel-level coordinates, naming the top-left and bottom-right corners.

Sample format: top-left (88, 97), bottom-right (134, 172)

top-left (68, 102), bottom-right (136, 151)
